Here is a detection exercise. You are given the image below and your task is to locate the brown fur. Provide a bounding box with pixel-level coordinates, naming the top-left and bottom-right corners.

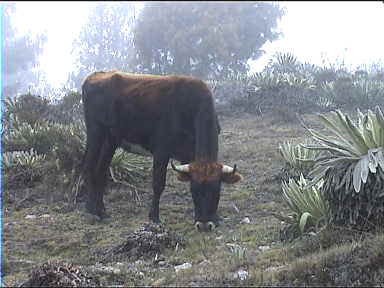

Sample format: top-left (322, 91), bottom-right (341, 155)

top-left (81, 70), bottom-right (240, 223)
top-left (175, 162), bottom-right (243, 184)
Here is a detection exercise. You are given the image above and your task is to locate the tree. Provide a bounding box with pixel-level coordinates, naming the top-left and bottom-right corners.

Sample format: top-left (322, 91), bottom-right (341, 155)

top-left (133, 2), bottom-right (285, 79)
top-left (68, 2), bottom-right (137, 90)
top-left (2, 3), bottom-right (47, 97)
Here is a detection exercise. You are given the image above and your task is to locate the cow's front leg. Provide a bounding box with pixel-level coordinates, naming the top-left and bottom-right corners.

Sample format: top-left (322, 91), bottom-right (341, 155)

top-left (149, 154), bottom-right (169, 223)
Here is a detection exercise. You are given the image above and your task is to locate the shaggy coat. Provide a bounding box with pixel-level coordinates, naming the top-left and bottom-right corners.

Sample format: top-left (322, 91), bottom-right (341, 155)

top-left (81, 71), bottom-right (241, 230)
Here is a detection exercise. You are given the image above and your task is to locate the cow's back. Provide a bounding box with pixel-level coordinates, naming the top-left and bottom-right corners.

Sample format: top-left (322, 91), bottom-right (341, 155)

top-left (81, 71), bottom-right (216, 157)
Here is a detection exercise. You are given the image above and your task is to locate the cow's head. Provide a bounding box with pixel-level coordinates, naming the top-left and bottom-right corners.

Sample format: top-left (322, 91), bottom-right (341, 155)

top-left (171, 161), bottom-right (242, 232)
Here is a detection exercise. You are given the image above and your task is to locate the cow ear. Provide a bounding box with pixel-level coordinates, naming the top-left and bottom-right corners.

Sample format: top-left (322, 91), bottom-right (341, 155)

top-left (221, 172), bottom-right (243, 184)
top-left (176, 172), bottom-right (191, 182)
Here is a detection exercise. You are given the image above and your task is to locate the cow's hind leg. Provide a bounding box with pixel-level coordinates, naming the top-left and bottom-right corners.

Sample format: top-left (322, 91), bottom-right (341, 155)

top-left (149, 154), bottom-right (169, 223)
top-left (84, 133), bottom-right (103, 217)
top-left (84, 127), bottom-right (116, 219)
top-left (93, 136), bottom-right (117, 218)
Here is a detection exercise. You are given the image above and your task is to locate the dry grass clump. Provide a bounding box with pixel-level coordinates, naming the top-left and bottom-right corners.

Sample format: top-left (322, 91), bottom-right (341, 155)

top-left (20, 261), bottom-right (100, 287)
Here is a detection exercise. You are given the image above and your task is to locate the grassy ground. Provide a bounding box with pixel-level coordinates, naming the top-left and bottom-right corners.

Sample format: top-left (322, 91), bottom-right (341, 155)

top-left (3, 111), bottom-right (384, 286)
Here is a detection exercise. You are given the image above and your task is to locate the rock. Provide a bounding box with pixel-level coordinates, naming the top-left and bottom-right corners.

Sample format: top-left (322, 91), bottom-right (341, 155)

top-left (152, 277), bottom-right (166, 286)
top-left (174, 262), bottom-right (192, 273)
top-left (199, 259), bottom-right (210, 266)
top-left (265, 265), bottom-right (285, 272)
top-left (234, 269), bottom-right (248, 280)
top-left (258, 245), bottom-right (271, 252)
top-left (91, 264), bottom-right (121, 274)
top-left (25, 215), bottom-right (37, 219)
top-left (241, 217), bottom-right (250, 224)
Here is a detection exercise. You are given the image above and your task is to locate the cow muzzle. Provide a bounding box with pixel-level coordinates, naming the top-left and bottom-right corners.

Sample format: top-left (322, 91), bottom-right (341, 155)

top-left (194, 221), bottom-right (216, 232)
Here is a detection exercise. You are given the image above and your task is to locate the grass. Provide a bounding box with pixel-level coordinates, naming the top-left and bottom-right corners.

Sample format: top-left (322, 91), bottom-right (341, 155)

top-left (3, 112), bottom-right (384, 286)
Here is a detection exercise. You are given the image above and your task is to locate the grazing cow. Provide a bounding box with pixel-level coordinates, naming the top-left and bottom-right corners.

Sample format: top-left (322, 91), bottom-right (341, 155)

top-left (81, 71), bottom-right (242, 231)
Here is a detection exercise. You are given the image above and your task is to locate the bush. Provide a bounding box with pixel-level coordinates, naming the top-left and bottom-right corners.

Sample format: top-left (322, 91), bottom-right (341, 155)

top-left (209, 53), bottom-right (384, 116)
top-left (275, 174), bottom-right (329, 240)
top-left (279, 140), bottom-right (321, 181)
top-left (303, 107), bottom-right (384, 230)
top-left (2, 93), bottom-right (50, 128)
top-left (2, 149), bottom-right (47, 189)
top-left (47, 91), bottom-right (83, 124)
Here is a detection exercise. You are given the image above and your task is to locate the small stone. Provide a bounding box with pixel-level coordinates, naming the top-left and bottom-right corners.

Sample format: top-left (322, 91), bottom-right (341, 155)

top-left (175, 262), bottom-right (192, 273)
top-left (241, 217), bottom-right (250, 224)
top-left (258, 245), bottom-right (271, 252)
top-left (40, 214), bottom-right (50, 218)
top-left (265, 265), bottom-right (285, 272)
top-left (234, 269), bottom-right (248, 280)
top-left (199, 259), bottom-right (210, 266)
top-left (152, 277), bottom-right (166, 286)
top-left (25, 215), bottom-right (37, 219)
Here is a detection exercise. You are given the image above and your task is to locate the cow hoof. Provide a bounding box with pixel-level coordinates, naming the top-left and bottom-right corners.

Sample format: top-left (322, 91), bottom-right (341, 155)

top-left (195, 221), bottom-right (203, 231)
top-left (81, 206), bottom-right (111, 224)
top-left (207, 221), bottom-right (216, 231)
top-left (99, 213), bottom-right (112, 224)
top-left (82, 212), bottom-right (102, 225)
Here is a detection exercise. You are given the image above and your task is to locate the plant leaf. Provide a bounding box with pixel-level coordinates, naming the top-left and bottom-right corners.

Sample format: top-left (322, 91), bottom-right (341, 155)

top-left (299, 212), bottom-right (312, 233)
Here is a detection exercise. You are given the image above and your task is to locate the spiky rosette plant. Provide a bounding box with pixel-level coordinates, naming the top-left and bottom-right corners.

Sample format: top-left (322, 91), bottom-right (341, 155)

top-left (279, 140), bottom-right (321, 181)
top-left (279, 174), bottom-right (328, 234)
top-left (302, 106), bottom-right (384, 230)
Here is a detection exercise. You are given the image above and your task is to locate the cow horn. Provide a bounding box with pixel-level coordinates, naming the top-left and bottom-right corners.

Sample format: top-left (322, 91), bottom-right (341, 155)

top-left (222, 164), bottom-right (237, 174)
top-left (171, 161), bottom-right (190, 173)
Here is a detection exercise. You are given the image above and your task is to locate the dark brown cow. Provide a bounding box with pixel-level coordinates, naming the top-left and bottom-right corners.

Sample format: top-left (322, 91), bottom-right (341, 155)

top-left (81, 71), bottom-right (242, 231)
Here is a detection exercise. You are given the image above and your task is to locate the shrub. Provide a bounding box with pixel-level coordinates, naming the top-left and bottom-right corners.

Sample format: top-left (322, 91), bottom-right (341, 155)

top-left (2, 93), bottom-right (50, 128)
top-left (279, 141), bottom-right (320, 171)
top-left (280, 174), bottom-right (329, 234)
top-left (303, 107), bottom-right (384, 230)
top-left (47, 91), bottom-right (83, 124)
top-left (2, 149), bottom-right (47, 189)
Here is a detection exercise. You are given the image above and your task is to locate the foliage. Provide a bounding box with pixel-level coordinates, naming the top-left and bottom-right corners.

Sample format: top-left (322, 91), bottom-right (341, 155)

top-left (302, 107), bottom-right (384, 229)
top-left (221, 53), bottom-right (384, 115)
top-left (279, 141), bottom-right (321, 171)
top-left (2, 149), bottom-right (47, 189)
top-left (3, 3), bottom-right (48, 97)
top-left (134, 2), bottom-right (284, 78)
top-left (279, 140), bottom-right (322, 182)
top-left (47, 91), bottom-right (83, 124)
top-left (3, 114), bottom-right (85, 163)
top-left (2, 93), bottom-right (151, 198)
top-left (303, 107), bottom-right (384, 192)
top-left (278, 174), bottom-right (328, 234)
top-left (240, 72), bottom-right (319, 115)
top-left (69, 2), bottom-right (137, 90)
top-left (323, 161), bottom-right (384, 230)
top-left (2, 93), bottom-right (51, 128)
top-left (108, 148), bottom-right (151, 200)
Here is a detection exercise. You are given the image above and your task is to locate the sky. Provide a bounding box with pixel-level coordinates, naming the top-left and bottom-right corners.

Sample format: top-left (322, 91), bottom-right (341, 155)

top-left (9, 1), bottom-right (384, 89)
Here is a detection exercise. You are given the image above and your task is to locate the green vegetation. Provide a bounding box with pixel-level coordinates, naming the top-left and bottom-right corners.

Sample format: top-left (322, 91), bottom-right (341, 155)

top-left (281, 175), bottom-right (328, 233)
top-left (303, 107), bottom-right (384, 230)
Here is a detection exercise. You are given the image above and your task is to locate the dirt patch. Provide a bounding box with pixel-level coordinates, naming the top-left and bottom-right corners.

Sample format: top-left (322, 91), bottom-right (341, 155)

top-left (93, 222), bottom-right (185, 264)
